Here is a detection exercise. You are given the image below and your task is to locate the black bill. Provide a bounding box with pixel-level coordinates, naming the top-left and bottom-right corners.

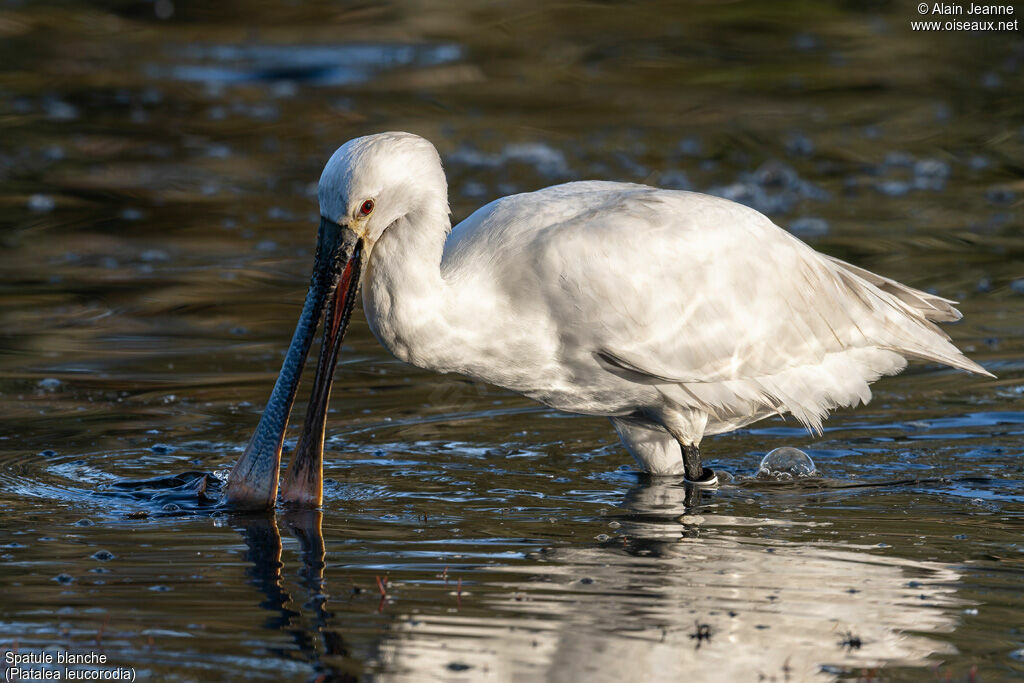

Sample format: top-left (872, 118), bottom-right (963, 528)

top-left (225, 217), bottom-right (362, 509)
top-left (280, 228), bottom-right (364, 506)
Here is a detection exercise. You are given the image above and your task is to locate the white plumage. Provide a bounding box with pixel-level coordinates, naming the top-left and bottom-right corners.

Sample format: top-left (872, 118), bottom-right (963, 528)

top-left (322, 132), bottom-right (990, 478)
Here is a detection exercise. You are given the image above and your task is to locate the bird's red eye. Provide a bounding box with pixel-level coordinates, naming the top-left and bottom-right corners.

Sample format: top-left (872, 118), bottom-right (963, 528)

top-left (360, 199), bottom-right (374, 216)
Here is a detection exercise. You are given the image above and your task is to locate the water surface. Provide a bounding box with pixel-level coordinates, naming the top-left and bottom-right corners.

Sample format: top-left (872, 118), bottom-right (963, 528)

top-left (1, 1), bottom-right (1022, 680)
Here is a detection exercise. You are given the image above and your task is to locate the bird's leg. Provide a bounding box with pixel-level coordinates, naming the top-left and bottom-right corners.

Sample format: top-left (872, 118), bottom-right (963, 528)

top-left (681, 444), bottom-right (718, 487)
top-left (681, 444), bottom-right (702, 481)
top-left (658, 412), bottom-right (718, 487)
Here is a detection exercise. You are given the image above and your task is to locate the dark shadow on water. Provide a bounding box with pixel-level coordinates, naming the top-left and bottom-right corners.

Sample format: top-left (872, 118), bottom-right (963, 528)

top-left (94, 470), bottom-right (224, 515)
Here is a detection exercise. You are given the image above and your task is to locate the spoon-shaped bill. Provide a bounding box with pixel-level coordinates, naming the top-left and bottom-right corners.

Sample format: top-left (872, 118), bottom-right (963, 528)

top-left (225, 219), bottom-right (362, 510)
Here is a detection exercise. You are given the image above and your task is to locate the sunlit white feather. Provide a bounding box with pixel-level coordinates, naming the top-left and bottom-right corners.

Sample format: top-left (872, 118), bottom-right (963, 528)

top-left (319, 133), bottom-right (990, 474)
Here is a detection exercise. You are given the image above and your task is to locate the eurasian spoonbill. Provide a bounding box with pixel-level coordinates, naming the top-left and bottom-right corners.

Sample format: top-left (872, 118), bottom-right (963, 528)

top-left (226, 132), bottom-right (991, 509)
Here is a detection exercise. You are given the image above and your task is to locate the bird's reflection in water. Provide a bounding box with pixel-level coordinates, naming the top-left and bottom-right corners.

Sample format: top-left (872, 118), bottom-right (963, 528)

top-left (236, 511), bottom-right (357, 682)
top-left (376, 477), bottom-right (963, 682)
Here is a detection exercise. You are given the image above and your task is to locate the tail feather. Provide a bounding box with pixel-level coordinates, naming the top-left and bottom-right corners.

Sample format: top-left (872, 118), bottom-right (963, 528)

top-left (825, 255), bottom-right (963, 323)
top-left (825, 256), bottom-right (994, 378)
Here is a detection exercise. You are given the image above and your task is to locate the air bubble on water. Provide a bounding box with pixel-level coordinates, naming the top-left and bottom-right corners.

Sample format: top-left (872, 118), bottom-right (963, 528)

top-left (756, 447), bottom-right (817, 481)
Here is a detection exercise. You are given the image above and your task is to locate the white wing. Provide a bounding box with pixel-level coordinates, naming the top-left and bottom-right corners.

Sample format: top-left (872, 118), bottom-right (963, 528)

top-left (447, 182), bottom-right (989, 433)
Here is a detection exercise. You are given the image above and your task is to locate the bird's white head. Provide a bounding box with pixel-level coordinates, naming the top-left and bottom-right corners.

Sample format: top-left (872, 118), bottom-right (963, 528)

top-left (318, 131), bottom-right (450, 248)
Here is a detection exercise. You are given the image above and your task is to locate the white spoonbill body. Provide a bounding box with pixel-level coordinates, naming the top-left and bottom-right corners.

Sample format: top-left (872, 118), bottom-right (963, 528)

top-left (226, 132), bottom-right (991, 509)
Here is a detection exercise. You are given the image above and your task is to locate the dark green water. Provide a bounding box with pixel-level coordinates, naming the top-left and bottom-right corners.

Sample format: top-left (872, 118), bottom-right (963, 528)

top-left (1, 1), bottom-right (1022, 680)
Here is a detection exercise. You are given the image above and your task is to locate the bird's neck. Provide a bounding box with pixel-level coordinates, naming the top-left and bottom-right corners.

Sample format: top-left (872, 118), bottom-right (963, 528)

top-left (362, 205), bottom-right (458, 370)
